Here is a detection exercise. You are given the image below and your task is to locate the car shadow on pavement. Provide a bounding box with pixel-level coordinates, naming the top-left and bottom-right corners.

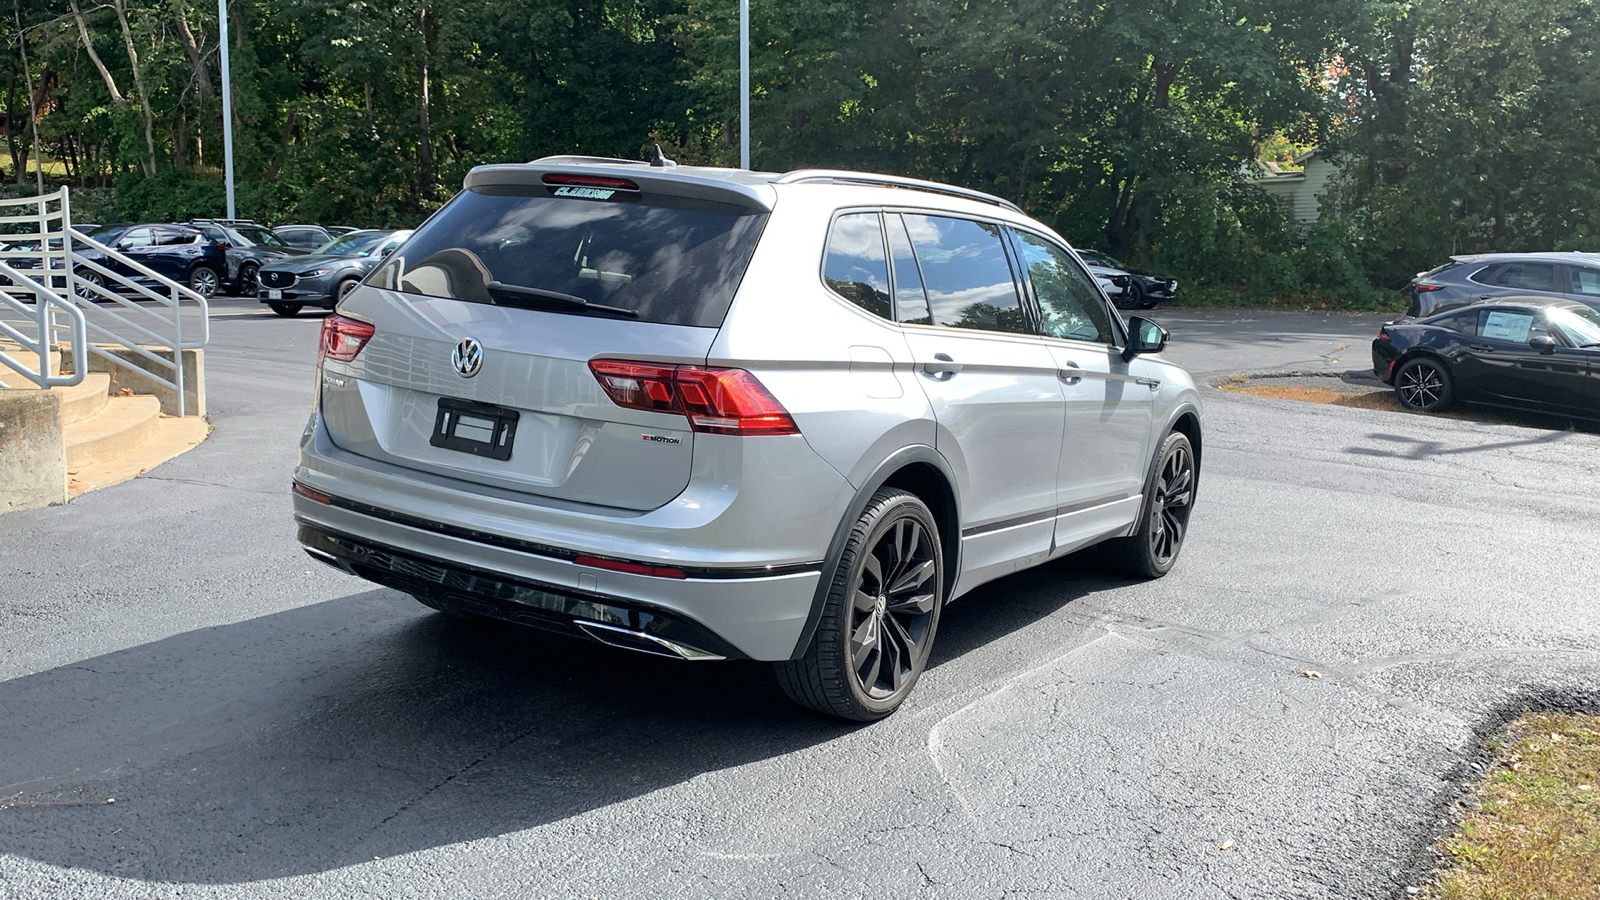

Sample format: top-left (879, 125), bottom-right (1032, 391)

top-left (0, 590), bottom-right (849, 883)
top-left (0, 553), bottom-right (1132, 885)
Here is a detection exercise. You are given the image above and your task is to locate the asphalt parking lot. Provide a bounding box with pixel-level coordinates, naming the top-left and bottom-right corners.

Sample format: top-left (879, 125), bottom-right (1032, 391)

top-left (2, 298), bottom-right (1596, 899)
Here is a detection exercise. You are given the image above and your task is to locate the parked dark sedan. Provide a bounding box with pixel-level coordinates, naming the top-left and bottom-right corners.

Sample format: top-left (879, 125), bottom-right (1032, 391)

top-left (257, 229), bottom-right (411, 316)
top-left (1372, 297), bottom-right (1600, 421)
top-left (75, 223), bottom-right (229, 298)
top-left (1075, 249), bottom-right (1178, 309)
top-left (1403, 252), bottom-right (1600, 318)
top-left (188, 219), bottom-right (307, 296)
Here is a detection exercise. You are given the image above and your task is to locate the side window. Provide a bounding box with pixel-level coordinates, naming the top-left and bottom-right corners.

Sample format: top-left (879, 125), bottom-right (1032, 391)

top-left (153, 227), bottom-right (194, 246)
top-left (1569, 267), bottom-right (1600, 296)
top-left (822, 212), bottom-right (891, 319)
top-left (886, 214), bottom-right (930, 324)
top-left (1477, 309), bottom-right (1540, 342)
top-left (119, 227), bottom-right (155, 248)
top-left (1431, 310), bottom-right (1478, 336)
top-left (902, 214), bottom-right (1027, 334)
top-left (1468, 264), bottom-right (1501, 286)
top-left (1013, 230), bottom-right (1116, 344)
top-left (1487, 263), bottom-right (1556, 291)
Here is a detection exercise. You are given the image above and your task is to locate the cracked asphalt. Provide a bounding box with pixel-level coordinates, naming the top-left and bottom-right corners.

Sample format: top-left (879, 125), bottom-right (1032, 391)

top-left (2, 300), bottom-right (1597, 899)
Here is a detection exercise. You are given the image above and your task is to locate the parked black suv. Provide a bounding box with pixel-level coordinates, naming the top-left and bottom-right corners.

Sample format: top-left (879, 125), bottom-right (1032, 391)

top-left (188, 219), bottom-right (307, 296)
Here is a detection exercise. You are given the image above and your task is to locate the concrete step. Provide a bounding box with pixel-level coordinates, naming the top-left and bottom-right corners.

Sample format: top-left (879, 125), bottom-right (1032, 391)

top-left (57, 372), bottom-right (111, 425)
top-left (64, 394), bottom-right (161, 469)
top-left (67, 414), bottom-right (208, 497)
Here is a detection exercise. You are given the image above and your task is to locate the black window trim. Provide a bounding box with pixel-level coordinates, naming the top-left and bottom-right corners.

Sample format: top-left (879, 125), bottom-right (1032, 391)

top-left (1007, 225), bottom-right (1129, 349)
top-left (818, 208), bottom-right (895, 324)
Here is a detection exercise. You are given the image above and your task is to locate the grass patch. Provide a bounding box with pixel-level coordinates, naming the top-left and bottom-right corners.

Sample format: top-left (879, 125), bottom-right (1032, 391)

top-left (1219, 380), bottom-right (1600, 434)
top-left (1425, 712), bottom-right (1600, 899)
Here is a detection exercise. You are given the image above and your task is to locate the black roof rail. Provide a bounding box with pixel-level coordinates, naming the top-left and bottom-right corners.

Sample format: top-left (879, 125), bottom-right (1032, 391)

top-left (528, 154), bottom-right (651, 167)
top-left (773, 169), bottom-right (1022, 213)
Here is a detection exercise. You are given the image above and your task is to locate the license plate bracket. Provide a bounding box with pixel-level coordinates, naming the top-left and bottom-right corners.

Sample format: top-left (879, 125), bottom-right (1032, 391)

top-left (267, 289), bottom-right (283, 299)
top-left (429, 397), bottom-right (519, 461)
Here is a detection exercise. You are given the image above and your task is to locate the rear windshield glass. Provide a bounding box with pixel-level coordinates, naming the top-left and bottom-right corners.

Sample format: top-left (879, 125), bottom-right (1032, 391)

top-left (370, 184), bottom-right (768, 328)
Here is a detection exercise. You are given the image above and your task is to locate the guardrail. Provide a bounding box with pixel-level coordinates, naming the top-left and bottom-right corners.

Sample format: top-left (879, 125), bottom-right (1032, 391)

top-left (0, 187), bottom-right (209, 416)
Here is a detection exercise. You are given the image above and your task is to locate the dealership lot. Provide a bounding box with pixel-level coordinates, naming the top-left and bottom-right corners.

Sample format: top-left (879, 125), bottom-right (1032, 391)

top-left (2, 300), bottom-right (1596, 899)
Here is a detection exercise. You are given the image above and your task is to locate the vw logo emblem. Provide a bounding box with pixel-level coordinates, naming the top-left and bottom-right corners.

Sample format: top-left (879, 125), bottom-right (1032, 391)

top-left (452, 337), bottom-right (483, 378)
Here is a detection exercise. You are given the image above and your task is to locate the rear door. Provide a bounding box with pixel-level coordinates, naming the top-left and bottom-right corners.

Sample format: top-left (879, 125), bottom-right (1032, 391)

top-left (320, 169), bottom-right (771, 511)
top-left (1009, 228), bottom-right (1154, 552)
top-left (890, 212), bottom-right (1065, 591)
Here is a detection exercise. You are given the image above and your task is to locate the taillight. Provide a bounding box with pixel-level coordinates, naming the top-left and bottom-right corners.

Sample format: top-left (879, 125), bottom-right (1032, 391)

top-left (1376, 327), bottom-right (1391, 342)
top-left (542, 174), bottom-right (640, 191)
top-left (1413, 283), bottom-right (1442, 293)
top-left (319, 315), bottom-right (375, 363)
top-left (588, 359), bottom-right (799, 436)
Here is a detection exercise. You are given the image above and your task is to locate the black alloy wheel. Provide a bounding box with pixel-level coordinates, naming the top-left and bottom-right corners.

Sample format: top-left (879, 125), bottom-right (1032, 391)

top-left (268, 302), bottom-right (303, 317)
top-left (239, 263), bottom-right (260, 297)
top-left (1394, 357), bottom-right (1453, 412)
top-left (188, 265), bottom-right (220, 298)
top-left (1125, 280), bottom-right (1147, 310)
top-left (335, 277), bottom-right (361, 301)
top-left (776, 488), bottom-right (943, 721)
top-left (1102, 430), bottom-right (1197, 578)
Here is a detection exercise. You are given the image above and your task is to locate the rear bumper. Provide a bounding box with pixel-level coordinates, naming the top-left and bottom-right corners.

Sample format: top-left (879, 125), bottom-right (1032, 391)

top-left (298, 520), bottom-right (750, 659)
top-left (293, 410), bottom-right (848, 661)
top-left (1371, 341), bottom-right (1400, 384)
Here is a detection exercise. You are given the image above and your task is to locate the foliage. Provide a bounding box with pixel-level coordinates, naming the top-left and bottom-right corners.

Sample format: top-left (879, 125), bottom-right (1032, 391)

top-left (1, 0), bottom-right (1596, 305)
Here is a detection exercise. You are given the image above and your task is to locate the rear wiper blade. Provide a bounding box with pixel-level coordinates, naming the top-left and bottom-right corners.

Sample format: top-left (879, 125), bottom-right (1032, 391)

top-left (485, 281), bottom-right (638, 319)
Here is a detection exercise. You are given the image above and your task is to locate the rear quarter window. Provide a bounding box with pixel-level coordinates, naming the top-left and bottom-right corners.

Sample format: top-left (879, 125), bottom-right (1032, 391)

top-left (370, 184), bottom-right (769, 328)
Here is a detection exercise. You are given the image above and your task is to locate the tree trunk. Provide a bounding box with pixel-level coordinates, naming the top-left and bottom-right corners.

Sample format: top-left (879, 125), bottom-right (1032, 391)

top-left (69, 0), bottom-right (128, 107)
top-left (111, 0), bottom-right (158, 175)
top-left (263, 107), bottom-right (298, 182)
top-left (416, 7), bottom-right (435, 194)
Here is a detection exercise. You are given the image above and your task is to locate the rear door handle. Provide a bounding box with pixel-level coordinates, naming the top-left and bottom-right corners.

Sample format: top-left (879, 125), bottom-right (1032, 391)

top-left (922, 353), bottom-right (962, 376)
top-left (1058, 361), bottom-right (1082, 385)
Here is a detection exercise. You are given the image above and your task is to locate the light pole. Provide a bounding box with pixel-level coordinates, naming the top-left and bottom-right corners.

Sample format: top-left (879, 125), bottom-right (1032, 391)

top-left (739, 0), bottom-right (749, 170)
top-left (218, 0), bottom-right (235, 218)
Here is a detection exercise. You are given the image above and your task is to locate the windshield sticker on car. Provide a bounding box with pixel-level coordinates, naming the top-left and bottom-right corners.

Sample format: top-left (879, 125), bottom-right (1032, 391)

top-left (1482, 311), bottom-right (1533, 342)
top-left (552, 186), bottom-right (616, 201)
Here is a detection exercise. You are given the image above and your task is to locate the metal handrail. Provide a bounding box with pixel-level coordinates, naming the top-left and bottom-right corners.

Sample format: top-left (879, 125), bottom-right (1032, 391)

top-left (0, 187), bottom-right (209, 416)
top-left (0, 261), bottom-right (87, 388)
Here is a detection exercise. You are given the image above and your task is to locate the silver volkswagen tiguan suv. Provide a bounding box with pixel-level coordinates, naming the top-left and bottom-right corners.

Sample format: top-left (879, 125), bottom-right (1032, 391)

top-left (293, 156), bottom-right (1204, 720)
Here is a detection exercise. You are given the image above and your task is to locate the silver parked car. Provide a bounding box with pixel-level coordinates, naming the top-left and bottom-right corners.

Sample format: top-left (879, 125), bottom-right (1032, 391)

top-left (292, 158), bottom-right (1204, 720)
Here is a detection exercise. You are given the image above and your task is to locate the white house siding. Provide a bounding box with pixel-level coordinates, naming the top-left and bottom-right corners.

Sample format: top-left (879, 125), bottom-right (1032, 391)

top-left (1255, 153), bottom-right (1338, 227)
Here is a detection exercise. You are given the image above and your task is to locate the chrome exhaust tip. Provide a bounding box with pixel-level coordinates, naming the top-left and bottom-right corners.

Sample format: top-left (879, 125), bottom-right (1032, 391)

top-left (576, 621), bottom-right (725, 661)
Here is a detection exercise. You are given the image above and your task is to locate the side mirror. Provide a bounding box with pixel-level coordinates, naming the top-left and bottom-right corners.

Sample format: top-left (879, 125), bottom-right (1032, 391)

top-left (1529, 334), bottom-right (1557, 355)
top-left (1122, 315), bottom-right (1169, 362)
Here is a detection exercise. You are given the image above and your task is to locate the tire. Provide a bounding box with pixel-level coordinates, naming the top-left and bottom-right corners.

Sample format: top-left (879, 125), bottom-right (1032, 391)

top-left (73, 268), bottom-right (105, 301)
top-left (1120, 281), bottom-right (1146, 311)
top-left (268, 302), bottom-right (304, 317)
top-left (776, 489), bottom-right (944, 721)
top-left (188, 264), bottom-right (220, 298)
top-left (1394, 357), bottom-right (1453, 411)
top-left (238, 263), bottom-right (260, 297)
top-left (334, 277), bottom-right (361, 302)
top-left (1101, 431), bottom-right (1198, 578)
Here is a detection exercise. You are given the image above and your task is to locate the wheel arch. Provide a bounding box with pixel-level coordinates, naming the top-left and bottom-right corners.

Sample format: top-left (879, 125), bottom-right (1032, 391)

top-left (786, 445), bottom-right (962, 660)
